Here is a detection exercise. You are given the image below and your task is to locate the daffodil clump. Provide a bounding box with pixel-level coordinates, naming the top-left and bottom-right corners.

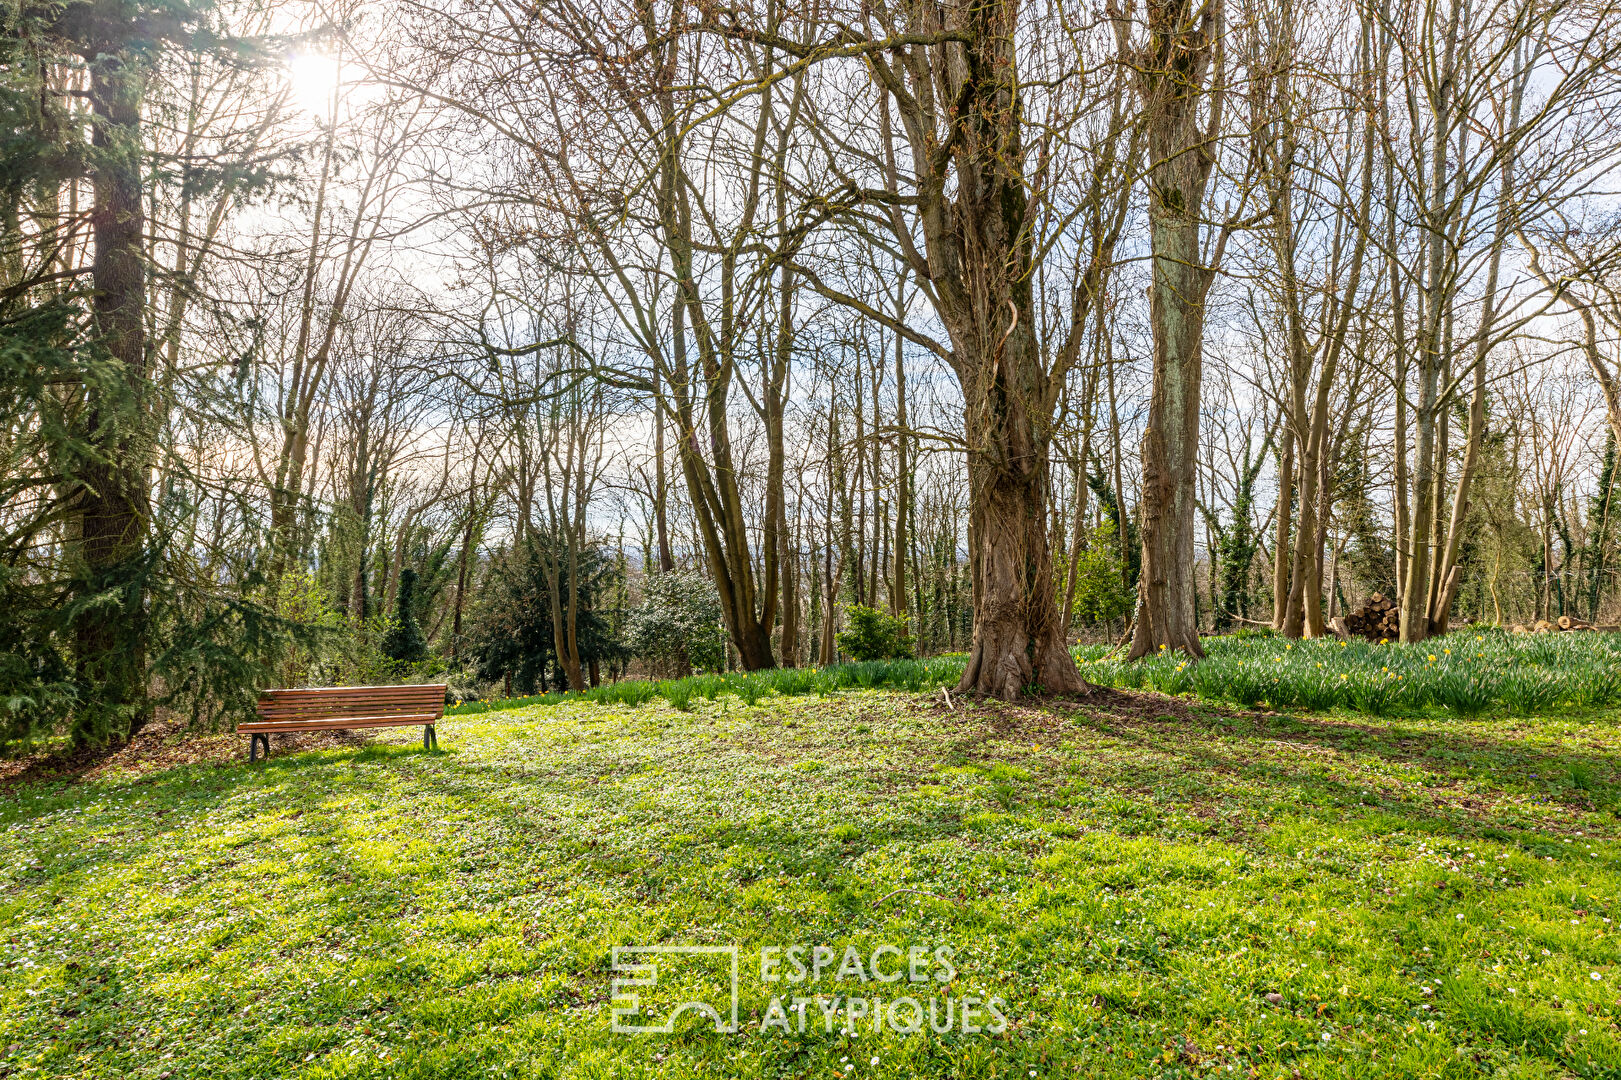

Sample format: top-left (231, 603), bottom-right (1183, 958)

top-left (448, 657), bottom-right (968, 717)
top-left (1074, 629), bottom-right (1621, 718)
top-left (447, 630), bottom-right (1621, 724)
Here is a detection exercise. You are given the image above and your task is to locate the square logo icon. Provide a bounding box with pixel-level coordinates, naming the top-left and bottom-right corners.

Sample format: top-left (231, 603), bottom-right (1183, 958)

top-left (611, 945), bottom-right (740, 1034)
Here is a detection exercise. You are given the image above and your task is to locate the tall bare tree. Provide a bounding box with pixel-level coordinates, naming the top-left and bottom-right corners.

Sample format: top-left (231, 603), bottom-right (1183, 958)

top-left (1116, 0), bottom-right (1233, 658)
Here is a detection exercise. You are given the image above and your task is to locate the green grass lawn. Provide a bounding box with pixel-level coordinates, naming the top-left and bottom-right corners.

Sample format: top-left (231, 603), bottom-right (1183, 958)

top-left (2, 690), bottom-right (1618, 1078)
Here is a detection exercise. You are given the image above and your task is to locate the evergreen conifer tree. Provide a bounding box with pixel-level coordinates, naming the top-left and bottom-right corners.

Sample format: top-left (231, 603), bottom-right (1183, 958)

top-left (381, 569), bottom-right (428, 667)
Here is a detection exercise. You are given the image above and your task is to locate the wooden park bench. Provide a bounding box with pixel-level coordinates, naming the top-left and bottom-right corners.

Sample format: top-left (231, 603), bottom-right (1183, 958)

top-left (243, 684), bottom-right (447, 763)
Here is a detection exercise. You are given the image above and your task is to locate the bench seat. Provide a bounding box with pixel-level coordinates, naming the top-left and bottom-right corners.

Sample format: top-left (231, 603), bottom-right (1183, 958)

top-left (246, 684), bottom-right (447, 761)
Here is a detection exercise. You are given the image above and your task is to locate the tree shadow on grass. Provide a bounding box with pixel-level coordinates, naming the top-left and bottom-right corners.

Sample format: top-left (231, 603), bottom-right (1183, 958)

top-left (7, 697), bottom-right (1614, 924)
top-left (7, 697), bottom-right (1617, 1076)
top-left (941, 690), bottom-right (1619, 838)
top-left (2, 738), bottom-right (599, 1078)
top-left (0, 717), bottom-right (384, 791)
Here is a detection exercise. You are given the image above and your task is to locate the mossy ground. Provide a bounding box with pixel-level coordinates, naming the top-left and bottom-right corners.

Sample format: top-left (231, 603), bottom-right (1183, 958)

top-left (1, 690), bottom-right (1618, 1078)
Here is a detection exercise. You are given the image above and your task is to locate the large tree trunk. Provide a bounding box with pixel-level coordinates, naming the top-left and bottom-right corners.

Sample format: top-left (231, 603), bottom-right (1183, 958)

top-left (652, 365), bottom-right (674, 573)
top-left (1431, 54), bottom-right (1525, 633)
top-left (1129, 210), bottom-right (1209, 659)
top-left (451, 495), bottom-right (475, 663)
top-left (269, 110), bottom-right (338, 578)
top-left (957, 354), bottom-right (1085, 697)
top-left (1399, 364), bottom-right (1440, 642)
top-left (1061, 328), bottom-right (1103, 634)
top-left (1430, 222), bottom-right (1504, 633)
top-left (856, 0), bottom-right (1089, 699)
top-left (657, 139), bottom-right (776, 670)
top-left (1374, 0), bottom-right (1411, 608)
top-left (1397, 0), bottom-right (1461, 644)
top-left (74, 34), bottom-right (151, 744)
top-left (1128, 0), bottom-right (1220, 659)
top-left (780, 505), bottom-right (799, 664)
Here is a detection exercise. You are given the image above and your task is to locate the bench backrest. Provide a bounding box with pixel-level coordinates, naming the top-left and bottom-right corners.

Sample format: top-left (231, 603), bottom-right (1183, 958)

top-left (256, 684), bottom-right (447, 724)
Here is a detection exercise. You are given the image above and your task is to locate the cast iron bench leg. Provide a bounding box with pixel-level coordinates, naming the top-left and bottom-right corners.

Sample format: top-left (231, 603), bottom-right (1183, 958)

top-left (249, 732), bottom-right (270, 764)
top-left (423, 724), bottom-right (438, 751)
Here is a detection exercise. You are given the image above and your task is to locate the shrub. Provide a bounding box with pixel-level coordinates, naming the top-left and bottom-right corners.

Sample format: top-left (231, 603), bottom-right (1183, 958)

top-left (1502, 671), bottom-right (1558, 716)
top-left (1575, 668), bottom-right (1620, 708)
top-left (897, 660), bottom-right (927, 692)
top-left (733, 676), bottom-right (765, 706)
top-left (1114, 660), bottom-right (1149, 689)
top-left (588, 681), bottom-right (657, 707)
top-left (1296, 672), bottom-right (1344, 712)
top-left (468, 538), bottom-right (625, 693)
top-left (625, 571), bottom-right (725, 675)
top-left (850, 661), bottom-right (882, 689)
top-left (1228, 665), bottom-right (1272, 708)
top-left (836, 605), bottom-right (915, 661)
top-left (1146, 656), bottom-right (1195, 696)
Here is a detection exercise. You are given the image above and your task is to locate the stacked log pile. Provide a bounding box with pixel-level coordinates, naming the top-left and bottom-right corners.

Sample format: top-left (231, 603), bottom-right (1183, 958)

top-left (1344, 593), bottom-right (1400, 641)
top-left (1511, 615), bottom-right (1599, 633)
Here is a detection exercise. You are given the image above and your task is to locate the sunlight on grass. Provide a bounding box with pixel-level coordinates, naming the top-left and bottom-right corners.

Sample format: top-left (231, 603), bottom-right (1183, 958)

top-left (1, 691), bottom-right (1617, 1077)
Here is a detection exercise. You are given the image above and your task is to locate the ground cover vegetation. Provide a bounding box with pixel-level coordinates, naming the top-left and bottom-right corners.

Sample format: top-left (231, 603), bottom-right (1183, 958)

top-left (441, 632), bottom-right (1621, 729)
top-left (2, 691), bottom-right (1618, 1078)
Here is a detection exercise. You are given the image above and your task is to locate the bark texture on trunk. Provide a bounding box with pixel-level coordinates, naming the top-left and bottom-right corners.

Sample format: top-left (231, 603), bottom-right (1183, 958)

top-left (892, 312), bottom-right (909, 622)
top-left (1129, 212), bottom-right (1209, 659)
top-left (859, 0), bottom-right (1089, 699)
top-left (1396, 0), bottom-right (1461, 643)
top-left (956, 356), bottom-right (1085, 698)
top-left (75, 35), bottom-right (151, 743)
top-left (1126, 0), bottom-right (1221, 659)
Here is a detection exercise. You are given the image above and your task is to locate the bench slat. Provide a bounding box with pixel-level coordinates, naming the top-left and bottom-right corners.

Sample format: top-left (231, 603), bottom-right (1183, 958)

top-left (247, 710), bottom-right (441, 725)
top-left (257, 691), bottom-right (443, 700)
top-left (241, 714), bottom-right (439, 734)
top-left (259, 689), bottom-right (442, 699)
top-left (255, 685), bottom-right (445, 720)
top-left (259, 684), bottom-right (447, 694)
top-left (258, 694), bottom-right (443, 705)
top-left (256, 701), bottom-right (443, 715)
